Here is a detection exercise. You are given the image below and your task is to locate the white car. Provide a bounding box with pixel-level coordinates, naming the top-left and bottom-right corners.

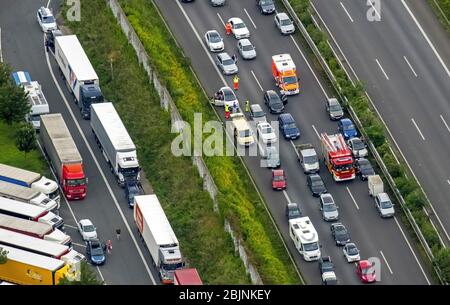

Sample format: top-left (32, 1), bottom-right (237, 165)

top-left (343, 243), bottom-right (360, 263)
top-left (37, 7), bottom-right (57, 33)
top-left (78, 219), bottom-right (98, 241)
top-left (274, 12), bottom-right (295, 35)
top-left (237, 39), bottom-right (256, 60)
top-left (375, 193), bottom-right (395, 218)
top-left (204, 30), bottom-right (224, 52)
top-left (348, 137), bottom-right (368, 158)
top-left (212, 86), bottom-right (238, 108)
top-left (228, 17), bottom-right (250, 39)
top-left (257, 122), bottom-right (277, 144)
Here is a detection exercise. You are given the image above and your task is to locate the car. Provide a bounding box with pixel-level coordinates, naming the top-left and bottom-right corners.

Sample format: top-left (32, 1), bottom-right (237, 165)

top-left (338, 118), bottom-right (358, 140)
top-left (257, 122), bottom-right (277, 144)
top-left (272, 169), bottom-right (286, 190)
top-left (210, 0), bottom-right (225, 6)
top-left (213, 86), bottom-right (238, 108)
top-left (348, 137), bottom-right (368, 158)
top-left (250, 104), bottom-right (267, 124)
top-left (256, 0), bottom-right (275, 14)
top-left (78, 219), bottom-right (98, 241)
top-left (260, 145), bottom-right (280, 168)
top-left (125, 181), bottom-right (143, 208)
top-left (286, 202), bottom-right (302, 220)
top-left (228, 18), bottom-right (250, 39)
top-left (318, 256), bottom-right (334, 274)
top-left (356, 260), bottom-right (377, 283)
top-left (330, 223), bottom-right (350, 246)
top-left (375, 192), bottom-right (395, 218)
top-left (204, 30), bottom-right (224, 52)
top-left (306, 174), bottom-right (327, 197)
top-left (354, 158), bottom-right (375, 180)
top-left (215, 52), bottom-right (238, 75)
top-left (264, 90), bottom-right (286, 114)
top-left (326, 98), bottom-right (344, 120)
top-left (274, 13), bottom-right (295, 35)
top-left (343, 242), bottom-right (361, 263)
top-left (181, 0), bottom-right (195, 2)
top-left (86, 239), bottom-right (106, 266)
top-left (278, 113), bottom-right (300, 140)
top-left (37, 7), bottom-right (57, 33)
top-left (237, 39), bottom-right (256, 60)
top-left (319, 193), bottom-right (339, 221)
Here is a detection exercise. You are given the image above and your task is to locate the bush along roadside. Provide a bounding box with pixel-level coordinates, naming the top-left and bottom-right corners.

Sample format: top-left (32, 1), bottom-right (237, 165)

top-left (61, 0), bottom-right (301, 284)
top-left (286, 0), bottom-right (448, 282)
top-left (428, 0), bottom-right (450, 33)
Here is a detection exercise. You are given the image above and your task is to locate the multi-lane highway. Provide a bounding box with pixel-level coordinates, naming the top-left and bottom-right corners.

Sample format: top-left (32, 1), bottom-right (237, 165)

top-left (312, 0), bottom-right (450, 244)
top-left (154, 0), bottom-right (433, 284)
top-left (0, 0), bottom-right (158, 284)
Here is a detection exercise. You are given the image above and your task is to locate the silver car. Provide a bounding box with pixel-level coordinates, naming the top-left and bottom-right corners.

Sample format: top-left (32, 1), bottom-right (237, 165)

top-left (216, 52), bottom-right (238, 75)
top-left (237, 39), bottom-right (257, 60)
top-left (375, 193), bottom-right (395, 218)
top-left (210, 0), bottom-right (225, 6)
top-left (274, 13), bottom-right (295, 35)
top-left (326, 98), bottom-right (344, 120)
top-left (250, 104), bottom-right (267, 124)
top-left (320, 193), bottom-right (339, 221)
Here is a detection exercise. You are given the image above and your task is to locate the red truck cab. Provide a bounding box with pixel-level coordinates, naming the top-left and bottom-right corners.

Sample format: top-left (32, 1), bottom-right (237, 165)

top-left (63, 164), bottom-right (87, 200)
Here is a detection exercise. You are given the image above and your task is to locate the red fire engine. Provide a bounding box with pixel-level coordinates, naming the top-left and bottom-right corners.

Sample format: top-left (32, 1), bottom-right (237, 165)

top-left (321, 133), bottom-right (355, 181)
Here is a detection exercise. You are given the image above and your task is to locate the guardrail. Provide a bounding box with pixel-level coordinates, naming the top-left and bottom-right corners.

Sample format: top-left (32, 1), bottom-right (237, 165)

top-left (281, 0), bottom-right (444, 284)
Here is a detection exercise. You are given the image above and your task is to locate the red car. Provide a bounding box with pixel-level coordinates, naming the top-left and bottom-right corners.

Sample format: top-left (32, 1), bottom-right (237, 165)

top-left (272, 169), bottom-right (286, 190)
top-left (356, 260), bottom-right (376, 283)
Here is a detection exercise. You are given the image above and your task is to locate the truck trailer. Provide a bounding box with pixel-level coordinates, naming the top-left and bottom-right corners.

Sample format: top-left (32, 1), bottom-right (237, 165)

top-left (134, 195), bottom-right (184, 284)
top-left (0, 163), bottom-right (60, 205)
top-left (0, 181), bottom-right (58, 211)
top-left (90, 103), bottom-right (140, 186)
top-left (0, 213), bottom-right (71, 246)
top-left (40, 114), bottom-right (87, 200)
top-left (174, 268), bottom-right (202, 285)
top-left (0, 245), bottom-right (75, 285)
top-left (54, 35), bottom-right (104, 119)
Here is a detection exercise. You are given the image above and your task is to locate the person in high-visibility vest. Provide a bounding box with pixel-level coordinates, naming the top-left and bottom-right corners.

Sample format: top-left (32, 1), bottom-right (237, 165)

top-left (233, 75), bottom-right (239, 90)
top-left (225, 22), bottom-right (232, 35)
top-left (225, 104), bottom-right (230, 119)
top-left (245, 100), bottom-right (250, 112)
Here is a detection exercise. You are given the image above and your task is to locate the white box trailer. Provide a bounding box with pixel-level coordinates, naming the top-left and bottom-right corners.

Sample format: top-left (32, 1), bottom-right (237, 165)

top-left (368, 175), bottom-right (384, 197)
top-left (54, 35), bottom-right (103, 119)
top-left (0, 181), bottom-right (58, 211)
top-left (90, 103), bottom-right (140, 186)
top-left (134, 195), bottom-right (184, 284)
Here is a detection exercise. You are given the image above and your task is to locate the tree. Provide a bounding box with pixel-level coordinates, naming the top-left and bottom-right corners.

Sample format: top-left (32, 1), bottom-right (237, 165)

top-left (15, 123), bottom-right (36, 156)
top-left (434, 248), bottom-right (450, 284)
top-left (0, 63), bottom-right (30, 125)
top-left (0, 247), bottom-right (8, 264)
top-left (58, 260), bottom-right (103, 285)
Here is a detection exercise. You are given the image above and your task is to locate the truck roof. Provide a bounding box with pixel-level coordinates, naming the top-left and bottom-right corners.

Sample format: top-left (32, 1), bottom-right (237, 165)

top-left (0, 181), bottom-right (40, 201)
top-left (175, 268), bottom-right (202, 285)
top-left (289, 216), bottom-right (319, 244)
top-left (24, 81), bottom-right (49, 108)
top-left (0, 163), bottom-right (41, 184)
top-left (40, 114), bottom-right (82, 163)
top-left (272, 54), bottom-right (296, 72)
top-left (0, 213), bottom-right (52, 236)
top-left (91, 103), bottom-right (136, 151)
top-left (0, 244), bottom-right (65, 271)
top-left (55, 35), bottom-right (99, 82)
top-left (0, 196), bottom-right (47, 218)
top-left (135, 195), bottom-right (179, 246)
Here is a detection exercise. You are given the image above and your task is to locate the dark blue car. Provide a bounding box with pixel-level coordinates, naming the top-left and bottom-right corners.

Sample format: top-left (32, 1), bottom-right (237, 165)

top-left (278, 113), bottom-right (300, 140)
top-left (86, 239), bottom-right (106, 265)
top-left (338, 118), bottom-right (358, 140)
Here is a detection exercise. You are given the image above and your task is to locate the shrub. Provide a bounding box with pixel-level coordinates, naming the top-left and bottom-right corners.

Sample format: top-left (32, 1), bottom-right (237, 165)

top-left (405, 189), bottom-right (426, 210)
top-left (394, 177), bottom-right (417, 196)
top-left (382, 153), bottom-right (402, 178)
top-left (366, 122), bottom-right (385, 147)
top-left (434, 247), bottom-right (450, 283)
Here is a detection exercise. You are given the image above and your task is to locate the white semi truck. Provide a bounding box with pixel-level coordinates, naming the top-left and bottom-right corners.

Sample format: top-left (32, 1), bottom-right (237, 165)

top-left (0, 181), bottom-right (58, 211)
top-left (90, 103), bottom-right (140, 186)
top-left (54, 35), bottom-right (104, 119)
top-left (134, 195), bottom-right (184, 284)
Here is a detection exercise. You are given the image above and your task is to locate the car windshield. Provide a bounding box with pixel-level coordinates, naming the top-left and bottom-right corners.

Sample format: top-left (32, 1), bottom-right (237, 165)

top-left (321, 261), bottom-right (333, 272)
top-left (361, 266), bottom-right (374, 275)
top-left (285, 123), bottom-right (297, 129)
top-left (304, 155), bottom-right (318, 164)
top-left (329, 104), bottom-right (342, 112)
top-left (358, 160), bottom-right (370, 168)
top-left (242, 44), bottom-right (254, 51)
top-left (43, 16), bottom-right (55, 23)
top-left (223, 90), bottom-right (235, 101)
top-left (283, 76), bottom-right (297, 85)
top-left (352, 139), bottom-right (365, 149)
top-left (83, 225), bottom-right (95, 232)
top-left (344, 124), bottom-right (355, 131)
top-left (239, 129), bottom-right (252, 137)
top-left (91, 246), bottom-right (104, 256)
top-left (66, 178), bottom-right (86, 187)
top-left (273, 174), bottom-right (284, 181)
top-left (289, 208), bottom-right (301, 217)
top-left (222, 58), bottom-right (234, 66)
top-left (311, 178), bottom-right (323, 187)
top-left (29, 114), bottom-right (41, 122)
top-left (348, 246), bottom-right (359, 255)
top-left (209, 33), bottom-right (221, 43)
top-left (234, 22), bottom-right (246, 29)
top-left (381, 200), bottom-right (393, 209)
top-left (162, 262), bottom-right (184, 270)
top-left (323, 204), bottom-right (337, 212)
top-left (280, 18), bottom-right (292, 26)
top-left (261, 126), bottom-right (273, 134)
top-left (303, 242), bottom-right (319, 252)
top-left (335, 228), bottom-right (348, 237)
top-left (334, 163), bottom-right (353, 171)
top-left (253, 110), bottom-right (265, 117)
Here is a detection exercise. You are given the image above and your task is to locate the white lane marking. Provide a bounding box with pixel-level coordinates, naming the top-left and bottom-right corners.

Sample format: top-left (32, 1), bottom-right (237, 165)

top-left (47, 0), bottom-right (51, 8)
top-left (440, 115), bottom-right (450, 134)
top-left (389, 146), bottom-right (401, 165)
top-left (290, 140), bottom-right (300, 158)
top-left (340, 2), bottom-right (354, 23)
top-left (447, 179), bottom-right (450, 186)
top-left (217, 13), bottom-right (225, 28)
top-left (394, 217), bottom-right (431, 284)
top-left (96, 266), bottom-right (105, 284)
top-left (311, 124), bottom-right (320, 139)
top-left (403, 56), bottom-right (418, 77)
top-left (283, 190), bottom-right (292, 204)
top-left (411, 118), bottom-right (426, 141)
top-left (251, 70), bottom-right (264, 92)
top-left (244, 8), bottom-right (257, 29)
top-left (0, 27), bottom-right (3, 63)
top-left (72, 242), bottom-right (86, 248)
top-left (64, 224), bottom-right (78, 230)
top-left (346, 187), bottom-right (360, 210)
top-left (401, 0), bottom-right (450, 78)
top-left (375, 58), bottom-right (389, 80)
top-left (429, 217), bottom-right (446, 246)
top-left (289, 35), bottom-right (329, 98)
top-left (367, 0), bottom-right (382, 20)
top-left (44, 36), bottom-right (156, 285)
top-left (379, 250), bottom-right (393, 274)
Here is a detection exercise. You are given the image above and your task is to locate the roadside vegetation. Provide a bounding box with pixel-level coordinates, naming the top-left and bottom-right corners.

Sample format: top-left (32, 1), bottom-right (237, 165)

top-left (287, 0), bottom-right (450, 282)
top-left (430, 0), bottom-right (450, 33)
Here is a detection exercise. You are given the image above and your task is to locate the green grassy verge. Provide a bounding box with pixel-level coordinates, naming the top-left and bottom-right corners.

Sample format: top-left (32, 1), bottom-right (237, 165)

top-left (62, 0), bottom-right (255, 284)
top-left (429, 0), bottom-right (450, 33)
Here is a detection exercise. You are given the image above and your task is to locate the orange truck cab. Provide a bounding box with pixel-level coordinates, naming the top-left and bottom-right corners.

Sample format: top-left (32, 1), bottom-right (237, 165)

top-left (272, 54), bottom-right (300, 95)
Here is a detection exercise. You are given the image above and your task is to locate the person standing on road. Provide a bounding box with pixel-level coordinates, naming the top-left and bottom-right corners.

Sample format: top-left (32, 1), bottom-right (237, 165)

top-left (106, 240), bottom-right (112, 254)
top-left (245, 100), bottom-right (250, 113)
top-left (225, 22), bottom-right (232, 35)
top-left (225, 104), bottom-right (230, 119)
top-left (233, 75), bottom-right (239, 91)
top-left (233, 101), bottom-right (238, 113)
top-left (116, 228), bottom-right (121, 241)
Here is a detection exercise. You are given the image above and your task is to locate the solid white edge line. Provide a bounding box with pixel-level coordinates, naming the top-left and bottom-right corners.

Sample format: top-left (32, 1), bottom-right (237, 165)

top-left (340, 2), bottom-right (354, 23)
top-left (411, 118), bottom-right (426, 141)
top-left (401, 0), bottom-right (450, 78)
top-left (394, 217), bottom-right (431, 284)
top-left (0, 27), bottom-right (3, 63)
top-left (282, 190), bottom-right (292, 204)
top-left (379, 250), bottom-right (394, 274)
top-left (346, 187), bottom-right (359, 210)
top-left (388, 146), bottom-right (401, 165)
top-left (96, 266), bottom-right (105, 284)
top-left (244, 8), bottom-right (257, 30)
top-left (403, 56), bottom-right (418, 77)
top-left (44, 35), bottom-right (156, 285)
top-left (447, 179), bottom-right (450, 186)
top-left (440, 114), bottom-right (450, 134)
top-left (311, 124), bottom-right (320, 139)
top-left (290, 140), bottom-right (300, 158)
top-left (251, 70), bottom-right (264, 91)
top-left (217, 13), bottom-right (225, 28)
top-left (375, 58), bottom-right (390, 80)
